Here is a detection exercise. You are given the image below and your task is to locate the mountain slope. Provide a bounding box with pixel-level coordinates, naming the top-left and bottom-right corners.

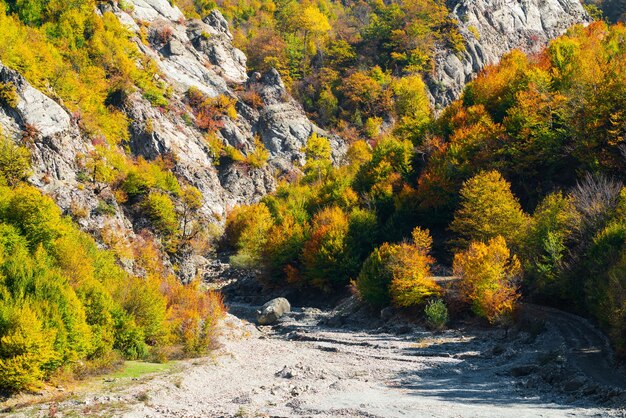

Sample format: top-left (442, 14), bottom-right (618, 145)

top-left (0, 0), bottom-right (590, 281)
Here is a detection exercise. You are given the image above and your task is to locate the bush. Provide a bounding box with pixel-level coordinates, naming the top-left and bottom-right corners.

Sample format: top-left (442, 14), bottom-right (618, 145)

top-left (453, 236), bottom-right (521, 324)
top-left (245, 136), bottom-right (270, 169)
top-left (164, 277), bottom-right (225, 356)
top-left (226, 203), bottom-right (274, 267)
top-left (142, 191), bottom-right (179, 237)
top-left (0, 82), bottom-right (18, 108)
top-left (187, 89), bottom-right (237, 132)
top-left (356, 227), bottom-right (440, 308)
top-left (424, 298), bottom-right (448, 331)
top-left (0, 136), bottom-right (30, 186)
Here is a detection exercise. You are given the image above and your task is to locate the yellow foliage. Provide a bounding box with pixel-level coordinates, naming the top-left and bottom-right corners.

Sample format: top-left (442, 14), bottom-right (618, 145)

top-left (450, 170), bottom-right (529, 249)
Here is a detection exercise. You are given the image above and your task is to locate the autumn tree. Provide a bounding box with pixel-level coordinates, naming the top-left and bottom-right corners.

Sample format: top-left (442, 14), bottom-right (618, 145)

top-left (453, 236), bottom-right (521, 323)
top-left (356, 227), bottom-right (440, 308)
top-left (0, 136), bottom-right (30, 186)
top-left (392, 74), bottom-right (432, 143)
top-left (303, 132), bottom-right (332, 182)
top-left (302, 206), bottom-right (350, 289)
top-left (179, 185), bottom-right (203, 240)
top-left (450, 171), bottom-right (528, 249)
top-left (226, 203), bottom-right (274, 268)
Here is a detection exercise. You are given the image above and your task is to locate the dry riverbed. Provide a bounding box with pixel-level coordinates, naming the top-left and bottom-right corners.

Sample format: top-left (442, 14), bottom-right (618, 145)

top-left (5, 297), bottom-right (626, 418)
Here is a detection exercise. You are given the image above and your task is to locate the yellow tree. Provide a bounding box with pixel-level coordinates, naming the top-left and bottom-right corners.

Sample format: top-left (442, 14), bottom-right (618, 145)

top-left (450, 170), bottom-right (529, 249)
top-left (299, 5), bottom-right (331, 58)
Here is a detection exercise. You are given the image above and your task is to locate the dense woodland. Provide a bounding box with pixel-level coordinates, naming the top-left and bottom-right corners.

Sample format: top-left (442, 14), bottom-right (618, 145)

top-left (0, 0), bottom-right (624, 394)
top-left (226, 21), bottom-right (626, 359)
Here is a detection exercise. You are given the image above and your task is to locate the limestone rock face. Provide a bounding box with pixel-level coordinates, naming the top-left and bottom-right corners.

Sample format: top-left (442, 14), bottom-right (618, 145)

top-left (427, 0), bottom-right (590, 109)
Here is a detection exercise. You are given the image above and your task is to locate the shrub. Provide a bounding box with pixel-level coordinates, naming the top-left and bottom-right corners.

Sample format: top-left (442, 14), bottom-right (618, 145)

top-left (245, 136), bottom-right (270, 169)
top-left (142, 191), bottom-right (179, 237)
top-left (0, 136), bottom-right (30, 186)
top-left (356, 228), bottom-right (440, 308)
top-left (0, 82), bottom-right (18, 108)
top-left (164, 277), bottom-right (225, 356)
top-left (226, 203), bottom-right (274, 267)
top-left (424, 298), bottom-right (448, 330)
top-left (187, 88), bottom-right (238, 132)
top-left (453, 236), bottom-right (521, 323)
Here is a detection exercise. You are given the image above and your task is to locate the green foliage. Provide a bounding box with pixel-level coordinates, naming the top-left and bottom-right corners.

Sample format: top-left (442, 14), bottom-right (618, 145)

top-left (424, 298), bottom-right (448, 330)
top-left (143, 191), bottom-right (179, 237)
top-left (0, 82), bottom-right (18, 108)
top-left (356, 242), bottom-right (397, 308)
top-left (0, 181), bottom-right (224, 392)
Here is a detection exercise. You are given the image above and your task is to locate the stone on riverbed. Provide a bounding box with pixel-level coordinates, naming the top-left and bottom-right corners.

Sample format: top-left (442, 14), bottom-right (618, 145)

top-left (257, 298), bottom-right (291, 325)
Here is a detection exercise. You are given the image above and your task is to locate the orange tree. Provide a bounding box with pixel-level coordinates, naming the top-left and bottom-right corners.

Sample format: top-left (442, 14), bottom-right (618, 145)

top-left (453, 236), bottom-right (521, 323)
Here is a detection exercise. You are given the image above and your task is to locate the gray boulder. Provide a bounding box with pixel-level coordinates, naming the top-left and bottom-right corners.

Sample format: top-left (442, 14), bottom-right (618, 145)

top-left (257, 298), bottom-right (291, 325)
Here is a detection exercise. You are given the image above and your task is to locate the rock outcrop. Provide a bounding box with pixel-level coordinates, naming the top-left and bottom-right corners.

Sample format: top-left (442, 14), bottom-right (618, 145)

top-left (427, 0), bottom-right (590, 109)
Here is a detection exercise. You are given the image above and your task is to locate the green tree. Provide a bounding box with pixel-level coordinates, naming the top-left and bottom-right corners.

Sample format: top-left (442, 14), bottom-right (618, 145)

top-left (143, 191), bottom-right (179, 237)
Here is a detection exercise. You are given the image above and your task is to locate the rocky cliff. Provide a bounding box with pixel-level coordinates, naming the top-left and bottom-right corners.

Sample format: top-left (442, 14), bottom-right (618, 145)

top-left (427, 0), bottom-right (590, 108)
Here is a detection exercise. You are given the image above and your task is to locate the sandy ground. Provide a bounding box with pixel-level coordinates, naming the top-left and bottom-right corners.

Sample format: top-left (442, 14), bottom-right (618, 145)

top-left (12, 300), bottom-right (625, 418)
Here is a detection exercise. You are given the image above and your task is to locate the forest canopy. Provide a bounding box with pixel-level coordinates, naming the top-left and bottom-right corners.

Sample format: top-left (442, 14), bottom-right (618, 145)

top-left (227, 21), bottom-right (626, 357)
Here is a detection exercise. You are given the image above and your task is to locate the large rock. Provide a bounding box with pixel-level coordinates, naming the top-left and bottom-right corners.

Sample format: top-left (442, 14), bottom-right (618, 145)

top-left (257, 298), bottom-right (291, 325)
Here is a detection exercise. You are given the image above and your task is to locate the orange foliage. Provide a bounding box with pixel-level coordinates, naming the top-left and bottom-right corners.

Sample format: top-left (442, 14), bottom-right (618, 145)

top-left (453, 236), bottom-right (521, 323)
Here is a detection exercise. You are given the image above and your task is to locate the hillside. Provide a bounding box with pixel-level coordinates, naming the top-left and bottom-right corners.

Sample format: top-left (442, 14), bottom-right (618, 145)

top-left (0, 0), bottom-right (625, 412)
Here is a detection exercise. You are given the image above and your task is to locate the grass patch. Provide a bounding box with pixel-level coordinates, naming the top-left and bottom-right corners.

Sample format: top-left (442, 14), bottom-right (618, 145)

top-left (110, 361), bottom-right (172, 379)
